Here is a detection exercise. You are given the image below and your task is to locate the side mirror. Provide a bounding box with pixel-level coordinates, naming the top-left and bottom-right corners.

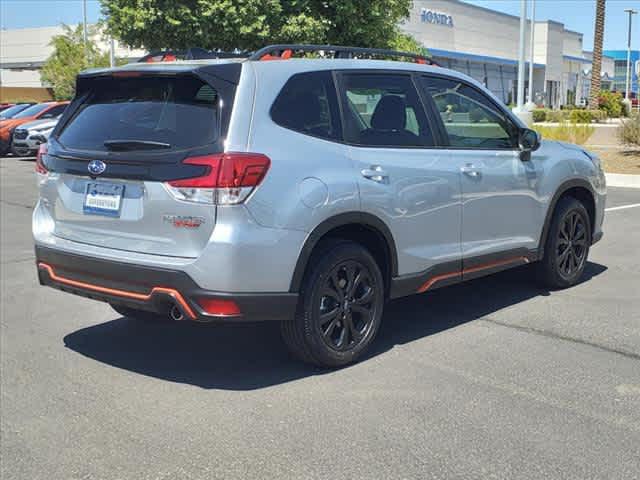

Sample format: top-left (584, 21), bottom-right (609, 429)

top-left (519, 128), bottom-right (541, 152)
top-left (518, 128), bottom-right (540, 161)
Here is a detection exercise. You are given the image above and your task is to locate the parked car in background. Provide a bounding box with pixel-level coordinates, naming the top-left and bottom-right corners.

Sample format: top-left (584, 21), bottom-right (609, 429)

top-left (0, 102), bottom-right (68, 156)
top-left (11, 117), bottom-right (61, 157)
top-left (0, 103), bottom-right (35, 120)
top-left (0, 103), bottom-right (16, 112)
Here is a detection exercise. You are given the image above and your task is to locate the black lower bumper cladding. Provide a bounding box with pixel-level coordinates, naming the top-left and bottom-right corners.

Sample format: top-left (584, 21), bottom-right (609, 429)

top-left (35, 246), bottom-right (298, 322)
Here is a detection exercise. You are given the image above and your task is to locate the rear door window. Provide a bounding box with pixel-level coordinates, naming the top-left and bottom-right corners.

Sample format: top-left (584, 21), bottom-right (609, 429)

top-left (338, 74), bottom-right (434, 148)
top-left (270, 71), bottom-right (342, 141)
top-left (58, 76), bottom-right (219, 151)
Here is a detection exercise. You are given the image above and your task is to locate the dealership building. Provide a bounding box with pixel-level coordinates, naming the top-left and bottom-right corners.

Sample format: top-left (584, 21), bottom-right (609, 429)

top-left (401, 0), bottom-right (619, 107)
top-left (1, 0), bottom-right (632, 107)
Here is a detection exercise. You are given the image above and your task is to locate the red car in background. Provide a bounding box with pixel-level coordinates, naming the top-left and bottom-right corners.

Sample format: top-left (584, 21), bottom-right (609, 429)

top-left (0, 102), bottom-right (68, 156)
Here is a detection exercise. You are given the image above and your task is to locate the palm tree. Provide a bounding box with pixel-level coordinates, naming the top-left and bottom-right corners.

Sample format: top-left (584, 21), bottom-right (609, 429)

top-left (589, 0), bottom-right (606, 109)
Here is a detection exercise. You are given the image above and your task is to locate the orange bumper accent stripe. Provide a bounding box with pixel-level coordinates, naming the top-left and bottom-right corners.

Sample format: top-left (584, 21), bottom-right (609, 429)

top-left (38, 262), bottom-right (197, 320)
top-left (417, 256), bottom-right (530, 294)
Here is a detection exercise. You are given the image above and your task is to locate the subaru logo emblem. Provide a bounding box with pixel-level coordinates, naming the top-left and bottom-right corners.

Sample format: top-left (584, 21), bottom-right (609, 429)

top-left (88, 160), bottom-right (106, 176)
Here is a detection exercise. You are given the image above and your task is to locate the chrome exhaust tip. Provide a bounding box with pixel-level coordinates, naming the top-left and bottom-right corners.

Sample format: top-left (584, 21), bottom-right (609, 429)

top-left (170, 305), bottom-right (184, 321)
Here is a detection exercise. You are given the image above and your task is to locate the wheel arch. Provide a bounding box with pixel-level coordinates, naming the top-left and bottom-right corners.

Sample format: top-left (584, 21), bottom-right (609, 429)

top-left (289, 212), bottom-right (398, 293)
top-left (538, 178), bottom-right (596, 258)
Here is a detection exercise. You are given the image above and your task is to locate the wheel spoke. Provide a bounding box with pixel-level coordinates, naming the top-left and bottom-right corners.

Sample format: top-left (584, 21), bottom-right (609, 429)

top-left (558, 247), bottom-right (570, 266)
top-left (353, 286), bottom-right (374, 305)
top-left (319, 306), bottom-right (340, 325)
top-left (322, 316), bottom-right (340, 337)
top-left (330, 271), bottom-right (345, 301)
top-left (346, 314), bottom-right (362, 343)
top-left (351, 304), bottom-right (371, 317)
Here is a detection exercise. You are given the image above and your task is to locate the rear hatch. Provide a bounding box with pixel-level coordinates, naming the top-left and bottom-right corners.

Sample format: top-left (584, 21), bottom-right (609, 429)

top-left (41, 64), bottom-right (241, 258)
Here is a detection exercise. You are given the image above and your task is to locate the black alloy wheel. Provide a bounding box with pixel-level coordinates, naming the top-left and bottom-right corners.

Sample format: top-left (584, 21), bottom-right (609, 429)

top-left (318, 260), bottom-right (377, 352)
top-left (281, 241), bottom-right (385, 367)
top-left (556, 210), bottom-right (588, 280)
top-left (538, 196), bottom-right (591, 289)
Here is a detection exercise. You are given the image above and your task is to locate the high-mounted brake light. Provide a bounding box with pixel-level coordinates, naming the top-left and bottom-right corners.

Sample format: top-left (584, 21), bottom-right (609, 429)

top-left (35, 143), bottom-right (48, 175)
top-left (165, 152), bottom-right (270, 205)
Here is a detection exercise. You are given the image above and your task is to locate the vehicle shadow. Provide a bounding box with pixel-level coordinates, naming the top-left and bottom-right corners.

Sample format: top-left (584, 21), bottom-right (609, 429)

top-left (63, 262), bottom-right (607, 390)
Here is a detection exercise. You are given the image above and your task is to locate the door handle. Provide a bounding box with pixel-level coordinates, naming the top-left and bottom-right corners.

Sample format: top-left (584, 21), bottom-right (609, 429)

top-left (361, 165), bottom-right (389, 183)
top-left (461, 164), bottom-right (482, 178)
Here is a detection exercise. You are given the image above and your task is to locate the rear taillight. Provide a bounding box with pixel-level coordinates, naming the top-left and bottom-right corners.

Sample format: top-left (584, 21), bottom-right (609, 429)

top-left (165, 152), bottom-right (270, 205)
top-left (35, 143), bottom-right (49, 175)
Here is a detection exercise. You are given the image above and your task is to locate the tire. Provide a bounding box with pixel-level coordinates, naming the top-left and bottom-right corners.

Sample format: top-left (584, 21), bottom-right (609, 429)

top-left (281, 241), bottom-right (385, 368)
top-left (538, 196), bottom-right (591, 289)
top-left (110, 303), bottom-right (168, 322)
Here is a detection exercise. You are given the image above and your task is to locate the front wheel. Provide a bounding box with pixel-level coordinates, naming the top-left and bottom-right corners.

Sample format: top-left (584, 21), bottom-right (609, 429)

top-left (281, 242), bottom-right (385, 368)
top-left (538, 197), bottom-right (591, 289)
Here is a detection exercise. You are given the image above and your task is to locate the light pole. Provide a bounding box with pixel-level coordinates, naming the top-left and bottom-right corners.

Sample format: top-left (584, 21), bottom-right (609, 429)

top-left (513, 0), bottom-right (532, 125)
top-left (82, 0), bottom-right (88, 59)
top-left (624, 9), bottom-right (637, 105)
top-left (526, 0), bottom-right (536, 110)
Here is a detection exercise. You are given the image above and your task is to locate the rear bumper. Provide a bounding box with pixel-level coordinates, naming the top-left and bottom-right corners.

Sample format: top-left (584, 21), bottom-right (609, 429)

top-left (35, 246), bottom-right (298, 322)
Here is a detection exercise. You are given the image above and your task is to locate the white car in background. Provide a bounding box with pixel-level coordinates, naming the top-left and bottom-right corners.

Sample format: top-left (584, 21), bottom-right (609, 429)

top-left (11, 117), bottom-right (60, 157)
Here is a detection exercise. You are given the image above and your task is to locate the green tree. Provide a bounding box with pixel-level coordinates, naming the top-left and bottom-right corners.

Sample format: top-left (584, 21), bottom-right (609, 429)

top-left (41, 24), bottom-right (111, 100)
top-left (101, 0), bottom-right (424, 54)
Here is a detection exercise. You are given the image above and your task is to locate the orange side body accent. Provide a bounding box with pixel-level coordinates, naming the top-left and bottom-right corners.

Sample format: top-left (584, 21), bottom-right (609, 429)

top-left (417, 256), bottom-right (530, 293)
top-left (38, 262), bottom-right (197, 320)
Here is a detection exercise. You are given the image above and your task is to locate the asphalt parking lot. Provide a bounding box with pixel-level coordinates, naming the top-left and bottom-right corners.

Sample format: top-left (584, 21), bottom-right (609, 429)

top-left (1, 156), bottom-right (639, 479)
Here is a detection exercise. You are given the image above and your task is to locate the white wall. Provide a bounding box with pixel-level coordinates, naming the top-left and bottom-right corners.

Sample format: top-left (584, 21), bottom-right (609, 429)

top-left (403, 0), bottom-right (529, 61)
top-left (0, 24), bottom-right (144, 88)
top-left (0, 69), bottom-right (42, 88)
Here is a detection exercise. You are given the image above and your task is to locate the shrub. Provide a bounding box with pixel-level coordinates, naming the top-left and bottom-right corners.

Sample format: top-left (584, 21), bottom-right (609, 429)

top-left (618, 114), bottom-right (640, 146)
top-left (598, 91), bottom-right (624, 118)
top-left (569, 109), bottom-right (593, 124)
top-left (589, 109), bottom-right (607, 123)
top-left (533, 122), bottom-right (594, 145)
top-left (546, 110), bottom-right (569, 123)
top-left (532, 109), bottom-right (547, 122)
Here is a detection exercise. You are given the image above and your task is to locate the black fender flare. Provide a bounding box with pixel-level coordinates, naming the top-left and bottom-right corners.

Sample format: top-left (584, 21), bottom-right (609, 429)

top-left (289, 212), bottom-right (398, 293)
top-left (538, 178), bottom-right (596, 258)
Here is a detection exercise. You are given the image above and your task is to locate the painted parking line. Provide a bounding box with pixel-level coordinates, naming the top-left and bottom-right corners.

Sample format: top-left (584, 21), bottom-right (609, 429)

top-left (605, 203), bottom-right (640, 212)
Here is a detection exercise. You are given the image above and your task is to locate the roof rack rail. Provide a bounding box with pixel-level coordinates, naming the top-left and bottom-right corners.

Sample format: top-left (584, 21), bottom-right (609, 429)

top-left (248, 44), bottom-right (438, 66)
top-left (138, 48), bottom-right (248, 63)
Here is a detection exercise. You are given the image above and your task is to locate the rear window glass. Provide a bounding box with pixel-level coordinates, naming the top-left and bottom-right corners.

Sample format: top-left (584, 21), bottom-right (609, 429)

top-left (0, 104), bottom-right (32, 119)
top-left (13, 103), bottom-right (50, 119)
top-left (58, 76), bottom-right (219, 151)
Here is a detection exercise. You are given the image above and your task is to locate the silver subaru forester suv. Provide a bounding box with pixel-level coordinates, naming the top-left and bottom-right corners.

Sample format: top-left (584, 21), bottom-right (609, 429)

top-left (34, 45), bottom-right (606, 367)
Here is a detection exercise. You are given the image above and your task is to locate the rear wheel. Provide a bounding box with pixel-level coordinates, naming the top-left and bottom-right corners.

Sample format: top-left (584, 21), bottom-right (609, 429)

top-left (110, 303), bottom-right (168, 322)
top-left (538, 197), bottom-right (591, 289)
top-left (281, 241), bottom-right (385, 368)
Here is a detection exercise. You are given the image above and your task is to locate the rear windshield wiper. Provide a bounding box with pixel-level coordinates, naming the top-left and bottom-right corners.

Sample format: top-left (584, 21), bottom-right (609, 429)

top-left (103, 140), bottom-right (171, 151)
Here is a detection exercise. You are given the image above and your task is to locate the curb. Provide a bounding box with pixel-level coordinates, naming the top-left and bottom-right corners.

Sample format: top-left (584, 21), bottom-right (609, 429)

top-left (606, 173), bottom-right (640, 189)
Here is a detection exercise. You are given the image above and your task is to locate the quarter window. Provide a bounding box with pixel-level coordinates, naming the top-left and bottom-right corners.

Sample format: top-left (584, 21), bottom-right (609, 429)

top-left (340, 74), bottom-right (434, 147)
top-left (422, 77), bottom-right (518, 149)
top-left (271, 71), bottom-right (341, 141)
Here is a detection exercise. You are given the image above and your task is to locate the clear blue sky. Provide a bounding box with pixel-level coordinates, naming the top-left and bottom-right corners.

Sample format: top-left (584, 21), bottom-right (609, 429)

top-left (0, 0), bottom-right (637, 51)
